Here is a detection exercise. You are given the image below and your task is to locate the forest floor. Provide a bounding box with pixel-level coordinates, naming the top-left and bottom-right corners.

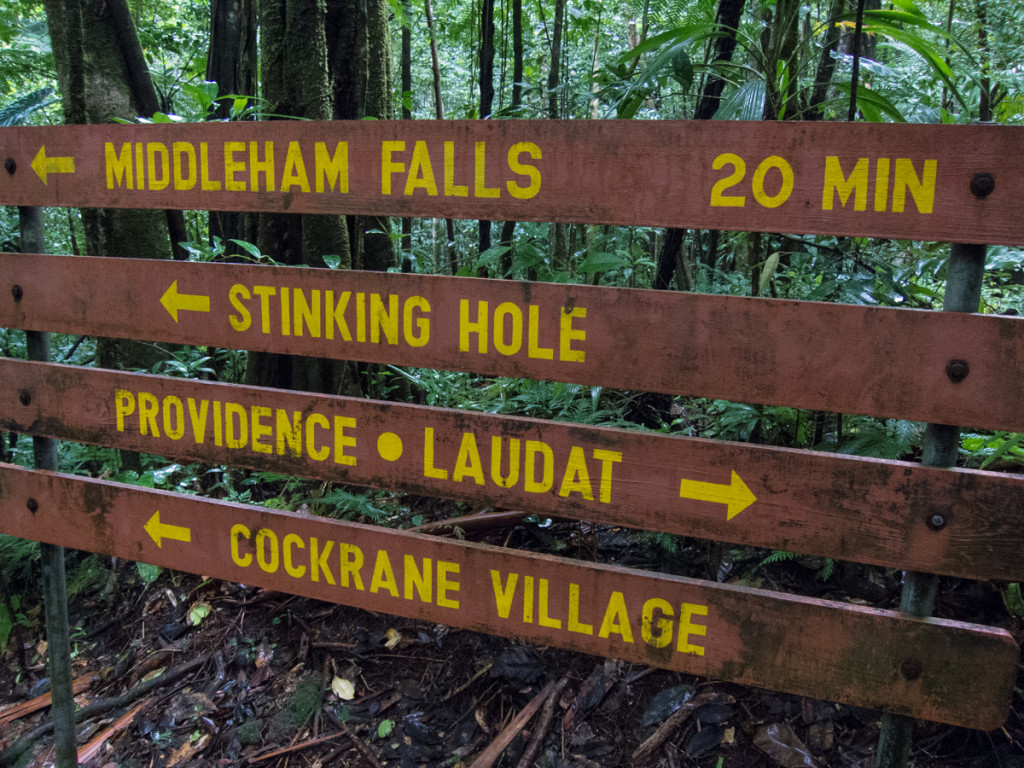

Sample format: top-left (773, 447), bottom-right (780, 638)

top-left (1, 509), bottom-right (1023, 768)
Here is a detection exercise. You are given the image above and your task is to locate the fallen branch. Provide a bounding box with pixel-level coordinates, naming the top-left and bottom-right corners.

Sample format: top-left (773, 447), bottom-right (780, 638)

top-left (468, 680), bottom-right (557, 768)
top-left (0, 653), bottom-right (211, 768)
top-left (0, 674), bottom-right (96, 728)
top-left (75, 697), bottom-right (152, 765)
top-left (325, 710), bottom-right (384, 768)
top-left (515, 677), bottom-right (567, 768)
top-left (631, 691), bottom-right (727, 763)
top-left (249, 729), bottom-right (350, 763)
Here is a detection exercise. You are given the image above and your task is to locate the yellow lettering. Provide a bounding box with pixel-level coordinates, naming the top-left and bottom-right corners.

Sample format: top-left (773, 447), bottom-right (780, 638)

top-left (253, 286), bottom-right (276, 334)
top-left (306, 413), bottom-right (330, 461)
top-left (224, 141), bottom-right (246, 191)
top-left (593, 449), bottom-right (622, 504)
top-left (490, 437), bottom-right (520, 488)
top-left (538, 578), bottom-right (561, 629)
top-left (452, 433), bottom-right (485, 485)
top-left (893, 158), bottom-right (937, 214)
top-left (225, 402), bottom-right (248, 449)
top-left (524, 441), bottom-right (553, 493)
top-left (559, 307), bottom-right (586, 362)
top-left (474, 141), bottom-right (500, 198)
top-left (310, 538), bottom-right (336, 584)
top-left (256, 528), bottom-right (279, 572)
top-left (527, 305), bottom-right (554, 360)
top-left (162, 395), bottom-right (185, 440)
top-left (115, 389), bottom-right (136, 432)
top-left (403, 555), bottom-right (432, 602)
top-left (371, 293), bottom-right (399, 344)
top-left (228, 284), bottom-right (252, 331)
top-left (382, 141), bottom-right (405, 195)
top-left (677, 602), bottom-right (708, 656)
top-left (598, 591), bottom-right (634, 643)
top-left (568, 583), bottom-right (593, 634)
top-left (200, 142), bottom-right (221, 190)
top-left (230, 524), bottom-right (252, 567)
top-left (339, 543), bottom-right (365, 589)
top-left (281, 141), bottom-right (311, 193)
top-left (559, 446), bottom-right (593, 501)
top-left (333, 416), bottom-right (356, 466)
top-left (404, 296), bottom-right (431, 347)
top-left (283, 534), bottom-right (306, 578)
top-left (491, 571), bottom-right (518, 619)
top-left (315, 141), bottom-right (349, 193)
top-left (405, 141), bottom-right (438, 196)
top-left (874, 158), bottom-right (890, 212)
top-left (146, 143), bottom-right (170, 190)
top-left (492, 302), bottom-right (522, 355)
top-left (187, 399), bottom-right (208, 443)
top-left (250, 141), bottom-right (275, 191)
top-left (276, 410), bottom-right (302, 457)
top-left (436, 560), bottom-right (460, 609)
top-left (325, 290), bottom-right (352, 341)
top-left (251, 406), bottom-right (273, 454)
top-left (173, 142), bottom-right (196, 190)
top-left (506, 142), bottom-right (542, 199)
top-left (293, 289), bottom-right (321, 338)
top-left (641, 598), bottom-right (673, 648)
top-left (460, 300), bottom-right (488, 353)
top-left (370, 549), bottom-right (399, 597)
top-left (138, 391), bottom-right (160, 437)
top-left (822, 156), bottom-right (868, 211)
top-left (423, 427), bottom-right (448, 479)
top-left (444, 142), bottom-right (468, 197)
top-left (105, 142), bottom-right (133, 189)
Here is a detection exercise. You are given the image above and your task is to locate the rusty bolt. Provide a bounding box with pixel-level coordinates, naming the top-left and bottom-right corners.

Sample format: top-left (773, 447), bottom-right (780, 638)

top-left (4, 158), bottom-right (15, 175)
top-left (11, 285), bottom-right (23, 302)
top-left (18, 389), bottom-right (30, 406)
top-left (900, 659), bottom-right (923, 681)
top-left (26, 498), bottom-right (38, 513)
top-left (970, 173), bottom-right (995, 199)
top-left (927, 513), bottom-right (946, 531)
top-left (946, 359), bottom-right (969, 383)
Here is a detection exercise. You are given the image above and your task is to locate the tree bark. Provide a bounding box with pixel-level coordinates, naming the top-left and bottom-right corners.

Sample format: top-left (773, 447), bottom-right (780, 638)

top-left (44, 0), bottom-right (176, 372)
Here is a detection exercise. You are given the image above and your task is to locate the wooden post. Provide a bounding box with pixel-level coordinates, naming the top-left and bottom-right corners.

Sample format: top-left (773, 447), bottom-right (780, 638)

top-left (18, 206), bottom-right (78, 767)
top-left (875, 242), bottom-right (987, 768)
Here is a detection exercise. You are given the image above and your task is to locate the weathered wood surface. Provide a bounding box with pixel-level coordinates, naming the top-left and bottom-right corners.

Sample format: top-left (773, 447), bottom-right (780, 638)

top-left (0, 463), bottom-right (1015, 730)
top-left (0, 121), bottom-right (1021, 244)
top-left (4, 358), bottom-right (1024, 581)
top-left (3, 254), bottom-right (1023, 431)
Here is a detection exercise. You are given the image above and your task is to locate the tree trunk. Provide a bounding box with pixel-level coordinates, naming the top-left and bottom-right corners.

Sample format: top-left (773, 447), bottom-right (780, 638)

top-left (424, 0), bottom-right (457, 274)
top-left (43, 0), bottom-right (176, 372)
top-left (478, 0), bottom-right (496, 267)
top-left (498, 0), bottom-right (524, 276)
top-left (206, 0), bottom-right (258, 258)
top-left (807, 0), bottom-right (846, 119)
top-left (249, 0), bottom-right (355, 395)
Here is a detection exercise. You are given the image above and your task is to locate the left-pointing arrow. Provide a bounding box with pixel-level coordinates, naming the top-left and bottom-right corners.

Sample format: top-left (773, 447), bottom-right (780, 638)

top-left (145, 510), bottom-right (192, 548)
top-left (31, 146), bottom-right (76, 185)
top-left (160, 281), bottom-right (211, 323)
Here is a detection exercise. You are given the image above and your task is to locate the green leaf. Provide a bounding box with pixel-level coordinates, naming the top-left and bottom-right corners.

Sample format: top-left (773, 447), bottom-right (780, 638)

top-left (377, 719), bottom-right (395, 738)
top-left (229, 239), bottom-right (263, 262)
top-left (670, 48), bottom-right (693, 91)
top-left (1003, 583), bottom-right (1024, 620)
top-left (577, 252), bottom-right (628, 273)
top-left (759, 252), bottom-right (781, 295)
top-left (137, 562), bottom-right (161, 584)
top-left (713, 81), bottom-right (766, 121)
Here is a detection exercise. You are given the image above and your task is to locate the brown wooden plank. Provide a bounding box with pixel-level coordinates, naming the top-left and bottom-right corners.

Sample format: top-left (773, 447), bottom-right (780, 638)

top-left (3, 253), bottom-right (1024, 431)
top-left (0, 121), bottom-right (1022, 244)
top-left (0, 463), bottom-right (1014, 730)
top-left (3, 358), bottom-right (1024, 581)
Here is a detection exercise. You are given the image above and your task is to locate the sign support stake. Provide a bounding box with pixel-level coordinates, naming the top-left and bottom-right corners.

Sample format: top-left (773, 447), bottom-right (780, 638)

top-left (875, 241), bottom-right (987, 768)
top-left (19, 205), bottom-right (78, 768)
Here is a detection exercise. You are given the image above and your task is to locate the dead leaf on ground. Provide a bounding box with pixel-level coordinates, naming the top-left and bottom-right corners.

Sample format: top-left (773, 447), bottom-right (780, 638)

top-left (753, 722), bottom-right (819, 768)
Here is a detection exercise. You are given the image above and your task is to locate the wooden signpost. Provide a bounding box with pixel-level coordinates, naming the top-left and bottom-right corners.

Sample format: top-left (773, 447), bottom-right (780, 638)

top-left (0, 463), bottom-right (1015, 731)
top-left (0, 120), bottom-right (1022, 747)
top-left (4, 252), bottom-right (1024, 431)
top-left (3, 358), bottom-right (1024, 582)
top-left (1, 120), bottom-right (1022, 244)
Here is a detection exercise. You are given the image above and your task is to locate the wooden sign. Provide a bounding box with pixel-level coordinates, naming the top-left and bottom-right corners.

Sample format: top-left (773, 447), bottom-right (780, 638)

top-left (0, 121), bottom-right (1022, 244)
top-left (0, 463), bottom-right (1015, 730)
top-left (4, 358), bottom-right (1024, 582)
top-left (4, 253), bottom-right (1024, 432)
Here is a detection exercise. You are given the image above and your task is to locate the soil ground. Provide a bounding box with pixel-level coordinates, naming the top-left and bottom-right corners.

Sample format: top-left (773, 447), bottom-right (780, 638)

top-left (2, 513), bottom-right (1023, 768)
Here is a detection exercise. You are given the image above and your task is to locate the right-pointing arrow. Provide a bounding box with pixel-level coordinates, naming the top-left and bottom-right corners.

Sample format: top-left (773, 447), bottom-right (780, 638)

top-left (679, 470), bottom-right (757, 521)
